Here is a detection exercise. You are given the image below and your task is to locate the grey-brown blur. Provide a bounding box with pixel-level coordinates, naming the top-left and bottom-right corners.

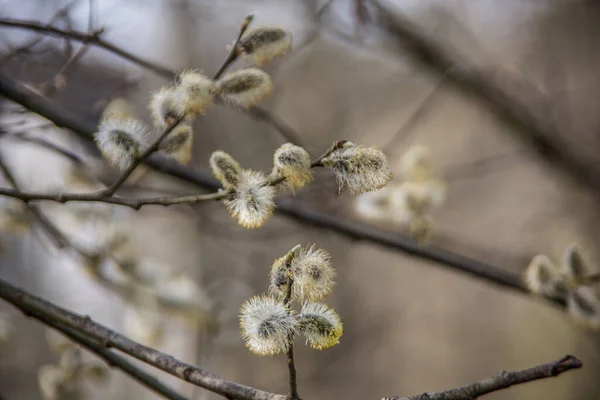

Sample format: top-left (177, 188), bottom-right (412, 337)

top-left (0, 0), bottom-right (599, 399)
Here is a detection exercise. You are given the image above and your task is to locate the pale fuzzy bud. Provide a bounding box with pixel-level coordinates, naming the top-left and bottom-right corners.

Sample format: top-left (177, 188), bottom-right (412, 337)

top-left (354, 186), bottom-right (394, 222)
top-left (209, 150), bottom-right (242, 190)
top-left (398, 145), bottom-right (433, 182)
top-left (239, 295), bottom-right (297, 356)
top-left (149, 86), bottom-right (187, 128)
top-left (158, 124), bottom-right (193, 164)
top-left (94, 118), bottom-right (148, 170)
top-left (410, 214), bottom-right (434, 244)
top-left (100, 97), bottom-right (137, 123)
top-left (225, 170), bottom-right (275, 229)
top-left (293, 245), bottom-right (335, 302)
top-left (298, 302), bottom-right (343, 350)
top-left (524, 255), bottom-right (567, 298)
top-left (239, 25), bottom-right (292, 67)
top-left (176, 70), bottom-right (216, 115)
top-left (322, 144), bottom-right (393, 194)
top-left (395, 180), bottom-right (446, 217)
top-left (38, 365), bottom-right (68, 400)
top-left (562, 243), bottom-right (592, 281)
top-left (217, 68), bottom-right (274, 109)
top-left (273, 143), bottom-right (313, 192)
top-left (567, 286), bottom-right (600, 330)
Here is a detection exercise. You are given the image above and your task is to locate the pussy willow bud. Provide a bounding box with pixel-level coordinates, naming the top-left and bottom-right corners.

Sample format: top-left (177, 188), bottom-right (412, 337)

top-left (94, 118), bottom-right (148, 170)
top-left (239, 25), bottom-right (292, 67)
top-left (239, 295), bottom-right (297, 356)
top-left (567, 286), bottom-right (600, 330)
top-left (149, 86), bottom-right (187, 128)
top-left (209, 150), bottom-right (242, 190)
top-left (322, 143), bottom-right (393, 194)
top-left (176, 70), bottom-right (216, 115)
top-left (100, 97), bottom-right (137, 123)
top-left (273, 143), bottom-right (313, 192)
top-left (563, 243), bottom-right (591, 280)
top-left (159, 124), bottom-right (193, 164)
top-left (298, 302), bottom-right (343, 350)
top-left (524, 254), bottom-right (567, 298)
top-left (410, 214), bottom-right (433, 244)
top-left (217, 68), bottom-right (273, 109)
top-left (225, 170), bottom-right (275, 228)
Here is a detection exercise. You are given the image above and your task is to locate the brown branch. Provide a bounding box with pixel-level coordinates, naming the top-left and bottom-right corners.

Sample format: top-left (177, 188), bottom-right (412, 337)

top-left (372, 0), bottom-right (600, 193)
top-left (0, 278), bottom-right (286, 400)
top-left (0, 72), bottom-right (565, 308)
top-left (213, 14), bottom-right (254, 80)
top-left (282, 258), bottom-right (300, 400)
top-left (382, 355), bottom-right (582, 400)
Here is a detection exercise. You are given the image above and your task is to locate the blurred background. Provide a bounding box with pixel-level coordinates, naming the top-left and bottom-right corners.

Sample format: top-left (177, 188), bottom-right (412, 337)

top-left (0, 0), bottom-right (600, 399)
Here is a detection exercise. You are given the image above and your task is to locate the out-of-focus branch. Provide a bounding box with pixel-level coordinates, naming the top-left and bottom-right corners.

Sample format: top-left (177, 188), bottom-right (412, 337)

top-left (0, 278), bottom-right (286, 400)
top-left (0, 16), bottom-right (302, 145)
top-left (372, 0), bottom-right (600, 193)
top-left (382, 355), bottom-right (582, 400)
top-left (0, 72), bottom-right (564, 307)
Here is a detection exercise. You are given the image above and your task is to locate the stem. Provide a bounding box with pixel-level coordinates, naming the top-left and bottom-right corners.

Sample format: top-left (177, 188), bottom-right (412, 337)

top-left (212, 14), bottom-right (254, 80)
top-left (283, 254), bottom-right (300, 400)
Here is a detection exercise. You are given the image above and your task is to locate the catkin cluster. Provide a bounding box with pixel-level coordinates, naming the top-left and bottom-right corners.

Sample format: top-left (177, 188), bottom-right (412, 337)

top-left (524, 243), bottom-right (600, 330)
top-left (239, 244), bottom-right (343, 355)
top-left (355, 145), bottom-right (446, 243)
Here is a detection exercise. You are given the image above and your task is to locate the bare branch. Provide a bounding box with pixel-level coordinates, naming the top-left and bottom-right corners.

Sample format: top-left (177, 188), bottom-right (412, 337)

top-left (0, 278), bottom-right (286, 400)
top-left (213, 14), bottom-right (254, 80)
top-left (382, 355), bottom-right (582, 400)
top-left (0, 72), bottom-right (564, 308)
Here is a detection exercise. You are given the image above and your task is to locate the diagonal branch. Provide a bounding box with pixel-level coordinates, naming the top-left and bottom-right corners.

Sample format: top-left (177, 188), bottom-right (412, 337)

top-left (372, 0), bottom-right (600, 193)
top-left (382, 355), bottom-right (582, 400)
top-left (0, 72), bottom-right (563, 307)
top-left (0, 278), bottom-right (286, 400)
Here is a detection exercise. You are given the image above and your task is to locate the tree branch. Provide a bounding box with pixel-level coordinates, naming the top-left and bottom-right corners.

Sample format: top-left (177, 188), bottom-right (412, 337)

top-left (382, 355), bottom-right (582, 400)
top-left (0, 72), bottom-right (564, 308)
top-left (0, 278), bottom-right (286, 400)
top-left (372, 0), bottom-right (600, 193)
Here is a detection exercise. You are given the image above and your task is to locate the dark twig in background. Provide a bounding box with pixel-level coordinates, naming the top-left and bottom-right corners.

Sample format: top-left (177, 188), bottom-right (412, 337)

top-left (382, 355), bottom-right (582, 400)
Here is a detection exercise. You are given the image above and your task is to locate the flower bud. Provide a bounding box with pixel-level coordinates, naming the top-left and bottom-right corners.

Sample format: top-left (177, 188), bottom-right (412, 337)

top-left (209, 150), bottom-right (242, 190)
top-left (159, 124), bottom-right (193, 164)
top-left (94, 118), bottom-right (148, 170)
top-left (273, 143), bottom-right (313, 192)
top-left (176, 70), bottom-right (216, 115)
top-left (298, 302), bottom-right (343, 350)
top-left (217, 68), bottom-right (273, 109)
top-left (239, 25), bottom-right (292, 67)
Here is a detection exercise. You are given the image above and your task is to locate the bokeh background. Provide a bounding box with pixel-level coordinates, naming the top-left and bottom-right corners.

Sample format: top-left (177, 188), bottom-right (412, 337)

top-left (1, 0), bottom-right (600, 399)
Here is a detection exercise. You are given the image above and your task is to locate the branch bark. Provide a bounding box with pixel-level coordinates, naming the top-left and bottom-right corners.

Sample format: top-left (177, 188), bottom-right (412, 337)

top-left (382, 355), bottom-right (582, 400)
top-left (0, 278), bottom-right (286, 400)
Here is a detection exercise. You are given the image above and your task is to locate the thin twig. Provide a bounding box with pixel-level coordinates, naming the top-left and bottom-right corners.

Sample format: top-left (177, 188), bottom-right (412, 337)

top-left (283, 258), bottom-right (300, 400)
top-left (382, 355), bottom-right (582, 400)
top-left (0, 278), bottom-right (286, 400)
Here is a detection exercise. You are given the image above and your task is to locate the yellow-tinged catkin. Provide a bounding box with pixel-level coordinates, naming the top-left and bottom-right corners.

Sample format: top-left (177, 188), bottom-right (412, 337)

top-left (100, 97), bottom-right (137, 123)
top-left (298, 302), bottom-right (343, 350)
top-left (209, 150), bottom-right (242, 190)
top-left (176, 70), bottom-right (216, 115)
top-left (159, 124), bottom-right (193, 164)
top-left (216, 68), bottom-right (273, 109)
top-left (524, 254), bottom-right (567, 298)
top-left (239, 25), bottom-right (292, 67)
top-left (273, 143), bottom-right (313, 192)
